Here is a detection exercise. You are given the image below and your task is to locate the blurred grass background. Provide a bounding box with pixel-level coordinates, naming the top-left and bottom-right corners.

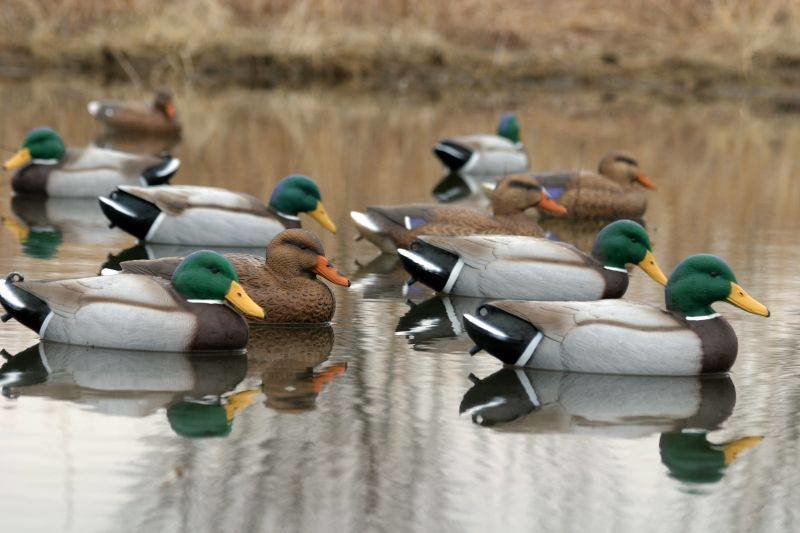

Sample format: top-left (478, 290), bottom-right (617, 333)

top-left (1, 0), bottom-right (799, 91)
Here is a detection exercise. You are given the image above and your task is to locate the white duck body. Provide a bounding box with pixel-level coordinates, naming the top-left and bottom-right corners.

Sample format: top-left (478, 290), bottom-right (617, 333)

top-left (466, 299), bottom-right (737, 376)
top-left (406, 234), bottom-right (627, 299)
top-left (8, 273), bottom-right (249, 352)
top-left (112, 185), bottom-right (289, 246)
top-left (450, 135), bottom-right (528, 176)
top-left (13, 147), bottom-right (173, 198)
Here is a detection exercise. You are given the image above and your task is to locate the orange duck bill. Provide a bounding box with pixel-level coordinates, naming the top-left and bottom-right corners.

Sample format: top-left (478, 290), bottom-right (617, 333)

top-left (635, 172), bottom-right (657, 190)
top-left (315, 256), bottom-right (351, 286)
top-left (539, 191), bottom-right (567, 215)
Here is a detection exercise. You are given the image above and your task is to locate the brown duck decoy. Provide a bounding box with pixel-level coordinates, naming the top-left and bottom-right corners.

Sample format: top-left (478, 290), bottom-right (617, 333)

top-left (116, 229), bottom-right (351, 324)
top-left (350, 174), bottom-right (567, 253)
top-left (88, 89), bottom-right (181, 135)
top-left (534, 151), bottom-right (657, 220)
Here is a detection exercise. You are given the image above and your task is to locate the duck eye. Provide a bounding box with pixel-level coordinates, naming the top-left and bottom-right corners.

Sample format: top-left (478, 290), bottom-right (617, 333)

top-left (630, 237), bottom-right (637, 243)
top-left (710, 271), bottom-right (719, 278)
top-left (209, 266), bottom-right (220, 274)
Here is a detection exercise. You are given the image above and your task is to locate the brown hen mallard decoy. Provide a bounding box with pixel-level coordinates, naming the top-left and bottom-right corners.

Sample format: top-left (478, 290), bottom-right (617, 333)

top-left (350, 174), bottom-right (567, 254)
top-left (116, 229), bottom-right (351, 324)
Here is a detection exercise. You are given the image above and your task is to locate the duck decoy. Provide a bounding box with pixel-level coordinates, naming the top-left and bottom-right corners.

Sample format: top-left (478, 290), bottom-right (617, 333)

top-left (88, 89), bottom-right (181, 135)
top-left (482, 151), bottom-right (657, 220)
top-left (464, 254), bottom-right (769, 375)
top-left (351, 174), bottom-right (566, 254)
top-left (2, 127), bottom-right (180, 197)
top-left (534, 151), bottom-right (656, 220)
top-left (0, 250), bottom-right (264, 352)
top-left (114, 229), bottom-right (350, 324)
top-left (98, 174), bottom-right (336, 246)
top-left (398, 219), bottom-right (667, 299)
top-left (434, 113), bottom-right (528, 176)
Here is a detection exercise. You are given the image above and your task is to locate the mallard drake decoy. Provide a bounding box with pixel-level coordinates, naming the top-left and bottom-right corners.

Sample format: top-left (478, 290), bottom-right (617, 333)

top-left (351, 174), bottom-right (566, 254)
top-left (2, 127), bottom-right (180, 197)
top-left (0, 250), bottom-right (264, 352)
top-left (398, 219), bottom-right (667, 298)
top-left (115, 229), bottom-right (351, 324)
top-left (464, 254), bottom-right (769, 375)
top-left (434, 113), bottom-right (528, 176)
top-left (88, 89), bottom-right (181, 135)
top-left (535, 151), bottom-right (656, 220)
top-left (98, 174), bottom-right (336, 246)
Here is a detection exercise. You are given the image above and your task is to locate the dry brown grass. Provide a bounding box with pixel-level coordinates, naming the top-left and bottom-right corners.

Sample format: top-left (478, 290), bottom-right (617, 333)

top-left (1, 1), bottom-right (799, 90)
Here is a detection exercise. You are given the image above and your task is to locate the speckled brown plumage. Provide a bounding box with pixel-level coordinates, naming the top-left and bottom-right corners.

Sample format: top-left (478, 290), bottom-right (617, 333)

top-left (535, 151), bottom-right (655, 221)
top-left (119, 229), bottom-right (349, 324)
top-left (360, 174), bottom-right (562, 251)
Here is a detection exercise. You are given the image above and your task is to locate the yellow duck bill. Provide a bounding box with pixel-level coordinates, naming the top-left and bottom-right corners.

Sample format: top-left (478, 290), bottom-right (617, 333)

top-left (309, 202), bottom-right (337, 233)
top-left (225, 281), bottom-right (265, 318)
top-left (637, 251), bottom-right (668, 286)
top-left (3, 148), bottom-right (32, 171)
top-left (726, 282), bottom-right (770, 317)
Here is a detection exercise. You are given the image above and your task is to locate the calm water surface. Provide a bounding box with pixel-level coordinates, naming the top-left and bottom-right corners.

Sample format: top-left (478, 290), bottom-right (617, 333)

top-left (0, 78), bottom-right (799, 532)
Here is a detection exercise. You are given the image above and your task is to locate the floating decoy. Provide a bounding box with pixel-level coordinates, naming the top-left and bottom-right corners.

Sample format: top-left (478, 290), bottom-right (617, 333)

top-left (2, 127), bottom-right (179, 197)
top-left (88, 89), bottom-right (181, 135)
top-left (351, 174), bottom-right (566, 253)
top-left (398, 219), bottom-right (667, 298)
top-left (98, 174), bottom-right (336, 246)
top-left (464, 254), bottom-right (769, 375)
top-left (0, 250), bottom-right (264, 352)
top-left (433, 113), bottom-right (528, 176)
top-left (115, 229), bottom-right (350, 323)
top-left (482, 151), bottom-right (657, 220)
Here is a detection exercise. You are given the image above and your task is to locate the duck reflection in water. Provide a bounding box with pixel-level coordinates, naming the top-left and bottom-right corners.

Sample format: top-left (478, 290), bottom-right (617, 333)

top-left (397, 294), bottom-right (487, 350)
top-left (0, 343), bottom-right (258, 439)
top-left (246, 325), bottom-right (346, 413)
top-left (3, 196), bottom-right (124, 259)
top-left (461, 368), bottom-right (762, 484)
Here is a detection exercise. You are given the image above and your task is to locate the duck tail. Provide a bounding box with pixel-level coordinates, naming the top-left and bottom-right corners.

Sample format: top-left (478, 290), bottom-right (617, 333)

top-left (142, 155), bottom-right (180, 186)
top-left (350, 210), bottom-right (397, 254)
top-left (433, 140), bottom-right (473, 172)
top-left (397, 239), bottom-right (461, 292)
top-left (98, 189), bottom-right (162, 240)
top-left (463, 305), bottom-right (543, 367)
top-left (0, 273), bottom-right (51, 334)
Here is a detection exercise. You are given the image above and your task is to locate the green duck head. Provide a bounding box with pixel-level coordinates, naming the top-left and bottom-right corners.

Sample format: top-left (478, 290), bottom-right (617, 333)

top-left (171, 250), bottom-right (264, 319)
top-left (591, 219), bottom-right (667, 285)
top-left (497, 113), bottom-right (521, 144)
top-left (665, 254), bottom-right (770, 319)
top-left (268, 174), bottom-right (337, 234)
top-left (3, 127), bottom-right (66, 170)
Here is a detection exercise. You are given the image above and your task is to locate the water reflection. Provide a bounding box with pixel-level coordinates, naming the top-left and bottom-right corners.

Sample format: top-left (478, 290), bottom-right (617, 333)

top-left (0, 342), bottom-right (256, 437)
top-left (4, 196), bottom-right (120, 259)
top-left (247, 325), bottom-right (346, 413)
top-left (461, 368), bottom-right (762, 484)
top-left (396, 294), bottom-right (485, 349)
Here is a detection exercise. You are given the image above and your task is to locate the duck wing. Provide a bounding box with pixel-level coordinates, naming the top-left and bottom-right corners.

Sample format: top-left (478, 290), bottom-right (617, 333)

top-left (119, 256), bottom-right (184, 280)
top-left (118, 185), bottom-right (271, 216)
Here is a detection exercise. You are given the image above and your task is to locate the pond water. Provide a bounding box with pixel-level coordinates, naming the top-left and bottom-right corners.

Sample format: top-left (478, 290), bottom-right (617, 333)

top-left (0, 78), bottom-right (799, 533)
